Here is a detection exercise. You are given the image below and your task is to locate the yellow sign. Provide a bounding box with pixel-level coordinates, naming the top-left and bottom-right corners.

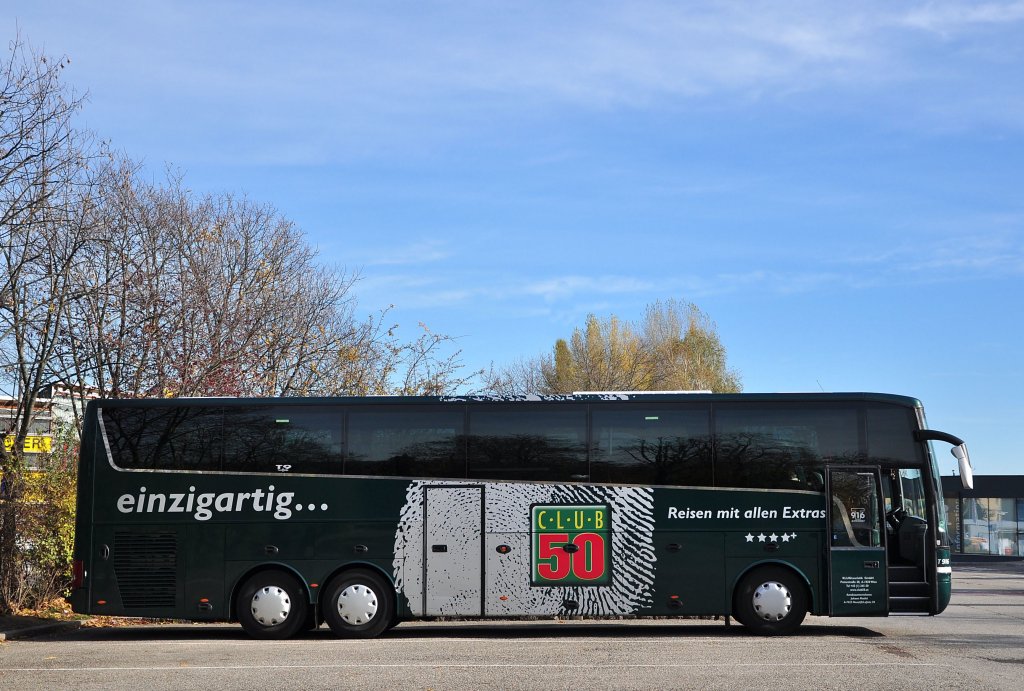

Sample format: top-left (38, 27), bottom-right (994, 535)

top-left (2, 435), bottom-right (53, 453)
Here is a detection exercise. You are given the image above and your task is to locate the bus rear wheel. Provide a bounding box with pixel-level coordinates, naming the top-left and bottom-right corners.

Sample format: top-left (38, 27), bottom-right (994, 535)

top-left (236, 571), bottom-right (308, 640)
top-left (733, 566), bottom-right (807, 636)
top-left (322, 569), bottom-right (394, 639)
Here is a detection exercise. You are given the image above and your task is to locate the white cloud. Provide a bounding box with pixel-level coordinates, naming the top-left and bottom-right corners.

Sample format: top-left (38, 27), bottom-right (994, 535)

top-left (11, 0), bottom-right (1024, 167)
top-left (838, 229), bottom-right (1024, 277)
top-left (355, 240), bottom-right (452, 267)
top-left (900, 1), bottom-right (1024, 34)
top-left (356, 273), bottom-right (471, 308)
top-left (520, 275), bottom-right (657, 302)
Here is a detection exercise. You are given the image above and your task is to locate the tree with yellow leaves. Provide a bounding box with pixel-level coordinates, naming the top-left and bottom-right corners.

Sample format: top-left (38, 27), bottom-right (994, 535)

top-left (485, 300), bottom-right (740, 395)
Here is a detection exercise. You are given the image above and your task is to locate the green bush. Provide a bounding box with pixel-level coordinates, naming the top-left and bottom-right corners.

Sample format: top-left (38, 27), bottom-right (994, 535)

top-left (2, 428), bottom-right (78, 612)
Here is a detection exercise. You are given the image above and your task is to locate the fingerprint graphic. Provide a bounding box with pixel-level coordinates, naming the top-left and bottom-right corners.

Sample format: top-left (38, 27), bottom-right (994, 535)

top-left (392, 481), bottom-right (656, 616)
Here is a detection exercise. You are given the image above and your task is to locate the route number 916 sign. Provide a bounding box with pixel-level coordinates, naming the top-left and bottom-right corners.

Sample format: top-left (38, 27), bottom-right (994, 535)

top-left (531, 504), bottom-right (612, 586)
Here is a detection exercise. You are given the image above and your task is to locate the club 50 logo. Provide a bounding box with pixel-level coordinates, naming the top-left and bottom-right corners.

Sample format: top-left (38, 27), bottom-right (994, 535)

top-left (531, 504), bottom-right (611, 586)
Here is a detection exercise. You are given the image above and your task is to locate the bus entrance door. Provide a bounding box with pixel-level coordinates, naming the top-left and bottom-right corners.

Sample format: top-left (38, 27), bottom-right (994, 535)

top-left (423, 486), bottom-right (484, 616)
top-left (826, 468), bottom-right (888, 616)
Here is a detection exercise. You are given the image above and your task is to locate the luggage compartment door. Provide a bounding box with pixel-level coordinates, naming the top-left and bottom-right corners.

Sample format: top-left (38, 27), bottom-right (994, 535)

top-left (424, 486), bottom-right (484, 616)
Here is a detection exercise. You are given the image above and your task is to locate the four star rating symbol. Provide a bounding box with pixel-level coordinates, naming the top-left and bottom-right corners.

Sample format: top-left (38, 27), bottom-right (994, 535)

top-left (745, 532), bottom-right (797, 543)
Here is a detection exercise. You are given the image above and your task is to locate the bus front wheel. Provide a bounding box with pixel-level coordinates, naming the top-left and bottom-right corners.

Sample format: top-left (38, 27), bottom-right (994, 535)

top-left (322, 569), bottom-right (394, 639)
top-left (236, 571), bottom-right (308, 640)
top-left (733, 566), bottom-right (808, 636)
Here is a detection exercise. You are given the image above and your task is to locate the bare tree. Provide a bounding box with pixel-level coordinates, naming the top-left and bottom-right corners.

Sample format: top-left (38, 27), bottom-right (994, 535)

top-left (59, 171), bottom-right (349, 398)
top-left (481, 356), bottom-right (548, 397)
top-left (0, 34), bottom-right (94, 612)
top-left (59, 161), bottom-right (475, 401)
top-left (319, 308), bottom-right (479, 396)
top-left (58, 158), bottom-right (208, 403)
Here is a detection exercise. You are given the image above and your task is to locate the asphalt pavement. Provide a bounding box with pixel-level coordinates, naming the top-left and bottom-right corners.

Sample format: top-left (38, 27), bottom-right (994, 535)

top-left (1, 560), bottom-right (1022, 690)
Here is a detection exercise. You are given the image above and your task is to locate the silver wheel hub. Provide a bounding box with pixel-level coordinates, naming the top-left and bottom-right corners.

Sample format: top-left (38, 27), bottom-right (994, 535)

top-left (250, 585), bottom-right (292, 627)
top-left (337, 583), bottom-right (378, 626)
top-left (752, 580), bottom-right (792, 621)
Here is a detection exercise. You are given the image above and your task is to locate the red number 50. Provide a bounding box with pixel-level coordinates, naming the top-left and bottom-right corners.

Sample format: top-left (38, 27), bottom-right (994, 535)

top-left (537, 532), bottom-right (606, 581)
top-left (572, 532), bottom-right (605, 580)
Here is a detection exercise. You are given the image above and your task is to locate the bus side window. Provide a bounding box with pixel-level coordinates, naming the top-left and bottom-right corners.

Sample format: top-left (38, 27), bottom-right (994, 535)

top-left (346, 409), bottom-right (465, 479)
top-left (714, 405), bottom-right (859, 490)
top-left (590, 408), bottom-right (711, 486)
top-left (103, 405), bottom-right (223, 471)
top-left (468, 407), bottom-right (587, 482)
top-left (898, 469), bottom-right (928, 519)
top-left (223, 406), bottom-right (342, 474)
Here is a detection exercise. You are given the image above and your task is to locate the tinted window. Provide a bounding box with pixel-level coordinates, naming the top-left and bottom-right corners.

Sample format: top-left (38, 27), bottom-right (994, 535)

top-left (102, 406), bottom-right (222, 471)
top-left (347, 409), bottom-right (465, 478)
top-left (591, 407), bottom-right (711, 485)
top-left (468, 407), bottom-right (587, 482)
top-left (223, 406), bottom-right (342, 474)
top-left (866, 405), bottom-right (924, 466)
top-left (715, 405), bottom-right (860, 490)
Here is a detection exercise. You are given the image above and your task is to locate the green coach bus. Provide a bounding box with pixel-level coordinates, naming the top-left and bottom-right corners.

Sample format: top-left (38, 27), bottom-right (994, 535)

top-left (68, 392), bottom-right (972, 638)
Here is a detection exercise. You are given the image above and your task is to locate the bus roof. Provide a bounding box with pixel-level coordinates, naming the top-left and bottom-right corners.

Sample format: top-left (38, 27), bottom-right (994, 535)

top-left (87, 391), bottom-right (924, 409)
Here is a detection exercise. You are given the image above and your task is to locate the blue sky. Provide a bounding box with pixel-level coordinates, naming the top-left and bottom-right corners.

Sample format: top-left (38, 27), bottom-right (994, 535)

top-left (9, 1), bottom-right (1023, 474)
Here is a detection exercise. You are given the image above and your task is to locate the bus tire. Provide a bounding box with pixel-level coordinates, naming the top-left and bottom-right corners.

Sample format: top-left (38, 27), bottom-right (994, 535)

top-left (732, 565), bottom-right (807, 636)
top-left (322, 569), bottom-right (394, 639)
top-left (236, 571), bottom-right (308, 640)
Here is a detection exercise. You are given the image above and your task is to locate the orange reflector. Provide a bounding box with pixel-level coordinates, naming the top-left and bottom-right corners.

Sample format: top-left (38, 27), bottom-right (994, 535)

top-left (499, 596), bottom-right (509, 601)
top-left (199, 598), bottom-right (209, 603)
top-left (670, 595), bottom-right (679, 599)
top-left (310, 583), bottom-right (319, 588)
top-left (97, 600), bottom-right (107, 605)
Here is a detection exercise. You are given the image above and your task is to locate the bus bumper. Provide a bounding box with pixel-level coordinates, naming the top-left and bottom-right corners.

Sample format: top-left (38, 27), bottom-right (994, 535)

top-left (68, 588), bottom-right (89, 614)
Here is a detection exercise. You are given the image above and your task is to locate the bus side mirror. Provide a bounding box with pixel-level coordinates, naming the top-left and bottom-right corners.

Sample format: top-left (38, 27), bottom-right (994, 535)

top-left (913, 429), bottom-right (972, 491)
top-left (952, 444), bottom-right (973, 490)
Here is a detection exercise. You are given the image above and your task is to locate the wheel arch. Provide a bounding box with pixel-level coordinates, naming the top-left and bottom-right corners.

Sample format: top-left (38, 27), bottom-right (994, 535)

top-left (320, 561), bottom-right (397, 594)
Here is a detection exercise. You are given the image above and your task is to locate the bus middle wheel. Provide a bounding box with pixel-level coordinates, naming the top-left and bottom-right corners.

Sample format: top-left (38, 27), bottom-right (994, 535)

top-left (323, 569), bottom-right (394, 639)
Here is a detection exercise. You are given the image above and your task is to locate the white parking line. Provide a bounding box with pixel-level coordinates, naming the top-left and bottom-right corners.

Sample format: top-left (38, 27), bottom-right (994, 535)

top-left (2, 662), bottom-right (944, 672)
top-left (27, 634), bottom-right (879, 646)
